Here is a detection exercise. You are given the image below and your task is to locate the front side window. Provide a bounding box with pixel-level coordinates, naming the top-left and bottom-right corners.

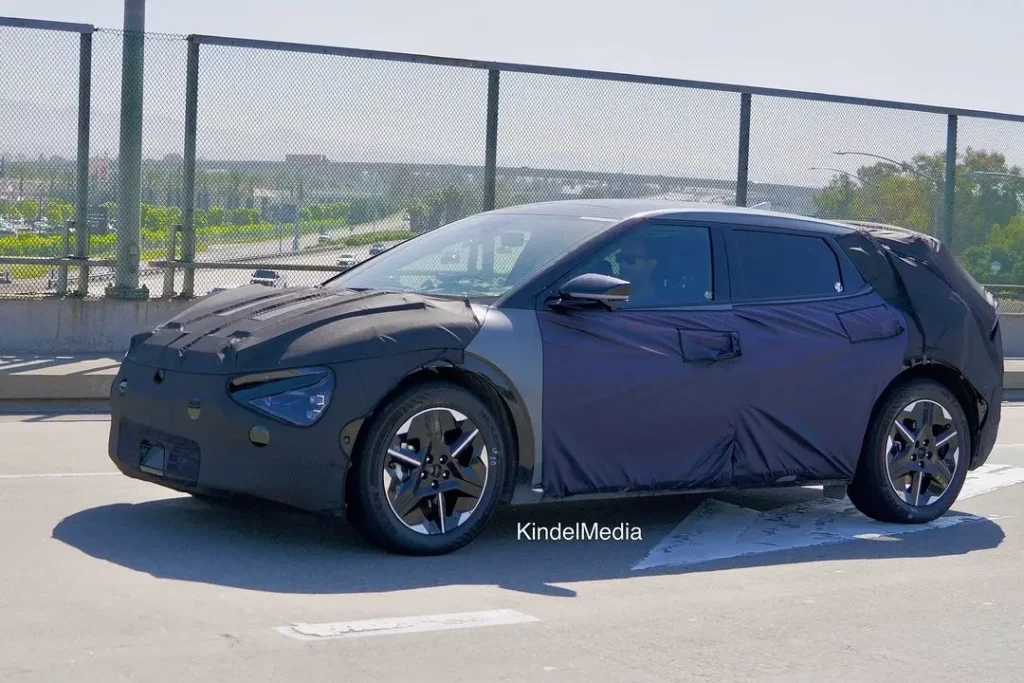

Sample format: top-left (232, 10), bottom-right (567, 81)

top-left (569, 224), bottom-right (714, 308)
top-left (325, 212), bottom-right (610, 300)
top-left (730, 229), bottom-right (843, 301)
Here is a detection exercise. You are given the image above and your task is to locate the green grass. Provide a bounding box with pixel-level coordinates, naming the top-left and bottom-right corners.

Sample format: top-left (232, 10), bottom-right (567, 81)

top-left (322, 229), bottom-right (414, 248)
top-left (0, 220), bottom-right (401, 284)
top-left (0, 220), bottom-right (347, 259)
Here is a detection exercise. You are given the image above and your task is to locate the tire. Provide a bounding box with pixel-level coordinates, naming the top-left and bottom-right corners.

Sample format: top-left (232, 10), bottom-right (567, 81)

top-left (849, 378), bottom-right (971, 524)
top-left (347, 380), bottom-right (509, 555)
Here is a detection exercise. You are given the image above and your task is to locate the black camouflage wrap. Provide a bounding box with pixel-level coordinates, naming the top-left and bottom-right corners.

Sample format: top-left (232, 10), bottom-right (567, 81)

top-left (106, 204), bottom-right (1004, 515)
top-left (108, 286), bottom-right (481, 513)
top-left (839, 223), bottom-right (1003, 468)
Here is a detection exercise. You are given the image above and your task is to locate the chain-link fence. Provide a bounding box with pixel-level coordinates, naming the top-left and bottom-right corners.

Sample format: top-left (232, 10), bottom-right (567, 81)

top-left (3, 16), bottom-right (1024, 301)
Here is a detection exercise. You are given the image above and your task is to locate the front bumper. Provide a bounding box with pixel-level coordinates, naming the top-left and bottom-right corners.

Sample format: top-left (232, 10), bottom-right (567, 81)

top-left (107, 358), bottom-right (353, 515)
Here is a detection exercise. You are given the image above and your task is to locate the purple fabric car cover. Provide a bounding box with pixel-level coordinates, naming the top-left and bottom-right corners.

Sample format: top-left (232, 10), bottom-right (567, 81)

top-left (537, 291), bottom-right (908, 497)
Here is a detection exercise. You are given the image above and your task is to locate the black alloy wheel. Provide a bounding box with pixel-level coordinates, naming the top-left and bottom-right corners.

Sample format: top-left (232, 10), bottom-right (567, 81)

top-left (849, 378), bottom-right (971, 524)
top-left (348, 381), bottom-right (508, 555)
top-left (884, 398), bottom-right (961, 507)
top-left (383, 407), bottom-right (490, 535)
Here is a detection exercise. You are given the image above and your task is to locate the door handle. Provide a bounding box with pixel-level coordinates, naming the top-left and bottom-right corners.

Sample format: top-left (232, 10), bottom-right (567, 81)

top-left (678, 329), bottom-right (741, 362)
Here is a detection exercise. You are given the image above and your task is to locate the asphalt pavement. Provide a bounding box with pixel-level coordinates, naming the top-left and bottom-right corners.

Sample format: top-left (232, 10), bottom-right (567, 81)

top-left (1, 404), bottom-right (1024, 682)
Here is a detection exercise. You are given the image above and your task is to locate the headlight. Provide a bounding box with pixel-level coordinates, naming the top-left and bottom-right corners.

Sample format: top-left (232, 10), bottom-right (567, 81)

top-left (228, 367), bottom-right (334, 427)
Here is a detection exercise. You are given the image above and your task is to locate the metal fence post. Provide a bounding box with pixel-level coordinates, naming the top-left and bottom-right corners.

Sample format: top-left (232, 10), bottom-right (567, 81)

top-left (180, 36), bottom-right (200, 297)
top-left (735, 93), bottom-right (752, 207)
top-left (109, 0), bottom-right (148, 298)
top-left (161, 225), bottom-right (179, 297)
top-left (482, 69), bottom-right (500, 212)
top-left (56, 220), bottom-right (71, 295)
top-left (944, 114), bottom-right (958, 250)
top-left (74, 30), bottom-right (93, 296)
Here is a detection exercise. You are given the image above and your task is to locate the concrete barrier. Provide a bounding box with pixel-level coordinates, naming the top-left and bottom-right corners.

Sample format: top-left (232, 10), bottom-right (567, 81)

top-left (0, 297), bottom-right (193, 355)
top-left (2, 295), bottom-right (1024, 401)
top-left (1, 353), bottom-right (1023, 405)
top-left (5, 294), bottom-right (1024, 357)
top-left (1001, 315), bottom-right (1024, 357)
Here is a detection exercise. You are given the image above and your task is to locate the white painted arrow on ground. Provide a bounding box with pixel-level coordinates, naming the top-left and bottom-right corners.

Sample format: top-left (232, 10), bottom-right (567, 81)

top-left (632, 463), bottom-right (1024, 571)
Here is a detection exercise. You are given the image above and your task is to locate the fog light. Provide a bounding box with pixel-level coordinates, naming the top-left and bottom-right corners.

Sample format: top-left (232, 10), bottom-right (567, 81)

top-left (249, 425), bottom-right (271, 447)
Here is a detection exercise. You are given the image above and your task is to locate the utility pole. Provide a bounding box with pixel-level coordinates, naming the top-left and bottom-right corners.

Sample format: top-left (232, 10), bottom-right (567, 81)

top-left (292, 168), bottom-right (303, 252)
top-left (107, 0), bottom-right (148, 298)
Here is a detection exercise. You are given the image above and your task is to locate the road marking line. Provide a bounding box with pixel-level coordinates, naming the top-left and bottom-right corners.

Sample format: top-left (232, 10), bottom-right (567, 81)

top-left (633, 463), bottom-right (1024, 571)
top-left (275, 609), bottom-right (541, 641)
top-left (0, 472), bottom-right (118, 479)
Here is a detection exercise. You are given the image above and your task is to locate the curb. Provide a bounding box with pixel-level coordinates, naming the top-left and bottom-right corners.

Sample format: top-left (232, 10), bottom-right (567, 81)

top-left (0, 356), bottom-right (121, 402)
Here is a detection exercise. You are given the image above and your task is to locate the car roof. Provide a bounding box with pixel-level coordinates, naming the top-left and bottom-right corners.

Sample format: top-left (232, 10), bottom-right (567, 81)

top-left (485, 198), bottom-right (857, 236)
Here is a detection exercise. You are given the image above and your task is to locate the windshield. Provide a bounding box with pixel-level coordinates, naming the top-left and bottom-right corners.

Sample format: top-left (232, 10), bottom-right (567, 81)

top-left (253, 270), bottom-right (277, 278)
top-left (325, 212), bottom-right (612, 299)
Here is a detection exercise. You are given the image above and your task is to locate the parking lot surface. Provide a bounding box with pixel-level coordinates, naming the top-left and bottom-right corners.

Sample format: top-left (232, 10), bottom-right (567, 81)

top-left (2, 407), bottom-right (1024, 682)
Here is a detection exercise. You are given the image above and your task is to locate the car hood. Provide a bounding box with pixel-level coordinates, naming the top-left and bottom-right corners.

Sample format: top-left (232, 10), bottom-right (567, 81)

top-left (124, 285), bottom-right (483, 375)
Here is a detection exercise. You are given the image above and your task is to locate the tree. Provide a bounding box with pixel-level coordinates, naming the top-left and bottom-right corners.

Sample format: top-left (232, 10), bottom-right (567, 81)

top-left (207, 206), bottom-right (227, 227)
top-left (232, 208), bottom-right (259, 225)
top-left (44, 199), bottom-right (74, 226)
top-left (15, 199), bottom-right (39, 222)
top-left (811, 147), bottom-right (1023, 253)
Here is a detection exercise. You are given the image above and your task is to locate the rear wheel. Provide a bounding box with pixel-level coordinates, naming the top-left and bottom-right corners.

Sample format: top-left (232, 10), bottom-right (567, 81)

top-left (849, 378), bottom-right (971, 524)
top-left (348, 381), bottom-right (508, 555)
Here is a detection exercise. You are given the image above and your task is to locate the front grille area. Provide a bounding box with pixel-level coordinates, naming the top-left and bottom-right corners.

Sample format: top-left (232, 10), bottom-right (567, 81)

top-left (117, 420), bottom-right (202, 485)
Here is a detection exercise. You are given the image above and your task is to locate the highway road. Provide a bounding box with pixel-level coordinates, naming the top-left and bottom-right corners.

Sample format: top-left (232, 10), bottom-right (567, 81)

top-left (83, 240), bottom-right (405, 297)
top-left (0, 214), bottom-right (409, 297)
top-left (87, 212), bottom-right (411, 296)
top-left (2, 402), bottom-right (1024, 682)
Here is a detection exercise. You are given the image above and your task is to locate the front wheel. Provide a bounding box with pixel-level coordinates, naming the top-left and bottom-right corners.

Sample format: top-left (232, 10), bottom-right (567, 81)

top-left (348, 381), bottom-right (508, 555)
top-left (849, 378), bottom-right (971, 524)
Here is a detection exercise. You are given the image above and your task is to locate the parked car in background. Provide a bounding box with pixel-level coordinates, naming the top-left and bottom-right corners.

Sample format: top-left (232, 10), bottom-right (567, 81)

top-left (369, 242), bottom-right (388, 256)
top-left (318, 232), bottom-right (332, 245)
top-left (337, 253), bottom-right (359, 270)
top-left (0, 269), bottom-right (12, 284)
top-left (107, 199), bottom-right (1002, 556)
top-left (249, 269), bottom-right (287, 288)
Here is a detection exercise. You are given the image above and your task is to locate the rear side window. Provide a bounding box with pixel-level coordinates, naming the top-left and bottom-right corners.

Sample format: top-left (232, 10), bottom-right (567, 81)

top-left (731, 229), bottom-right (843, 301)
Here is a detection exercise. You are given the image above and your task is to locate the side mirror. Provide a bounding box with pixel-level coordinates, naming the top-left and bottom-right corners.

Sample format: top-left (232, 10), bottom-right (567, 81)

top-left (547, 273), bottom-right (630, 311)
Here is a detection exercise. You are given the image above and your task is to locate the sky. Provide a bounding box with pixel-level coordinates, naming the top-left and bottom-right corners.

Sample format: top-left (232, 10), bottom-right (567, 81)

top-left (3, 0), bottom-right (1024, 186)
top-left (7, 0), bottom-right (1021, 113)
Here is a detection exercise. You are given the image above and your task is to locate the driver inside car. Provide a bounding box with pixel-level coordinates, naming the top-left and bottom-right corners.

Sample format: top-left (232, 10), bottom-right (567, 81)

top-left (616, 236), bottom-right (662, 307)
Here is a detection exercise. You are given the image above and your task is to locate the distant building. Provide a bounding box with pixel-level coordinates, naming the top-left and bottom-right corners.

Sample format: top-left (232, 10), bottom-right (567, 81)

top-left (90, 156), bottom-right (113, 182)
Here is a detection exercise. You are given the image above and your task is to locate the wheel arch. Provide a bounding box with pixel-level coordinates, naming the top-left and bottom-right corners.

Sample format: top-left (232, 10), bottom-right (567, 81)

top-left (868, 361), bottom-right (984, 467)
top-left (342, 360), bottom-right (530, 505)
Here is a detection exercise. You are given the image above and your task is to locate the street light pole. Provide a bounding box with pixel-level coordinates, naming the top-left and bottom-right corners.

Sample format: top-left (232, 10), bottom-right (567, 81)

top-left (809, 166), bottom-right (880, 219)
top-left (963, 170), bottom-right (1024, 181)
top-left (833, 149), bottom-right (945, 239)
top-left (964, 170), bottom-right (1024, 214)
top-left (832, 150), bottom-right (941, 186)
top-left (809, 166), bottom-right (881, 190)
